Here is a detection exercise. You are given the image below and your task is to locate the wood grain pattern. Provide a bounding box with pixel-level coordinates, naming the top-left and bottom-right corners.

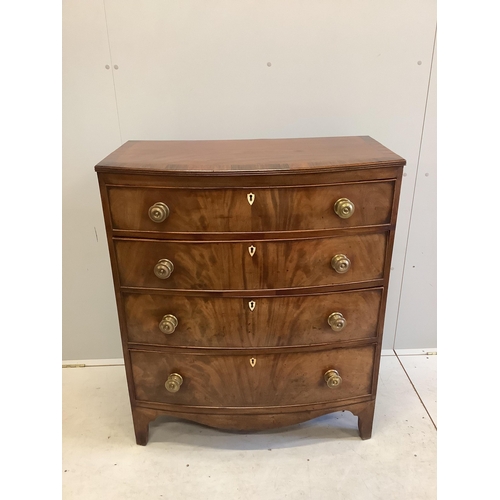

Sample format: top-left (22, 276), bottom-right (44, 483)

top-left (95, 136), bottom-right (405, 444)
top-left (95, 136), bottom-right (405, 175)
top-left (100, 167), bottom-right (400, 189)
top-left (108, 181), bottom-right (394, 233)
top-left (130, 346), bottom-right (375, 407)
top-left (132, 406), bottom-right (158, 446)
top-left (123, 288), bottom-right (383, 347)
top-left (130, 399), bottom-right (376, 444)
top-left (97, 175), bottom-right (140, 417)
top-left (114, 233), bottom-right (387, 290)
top-left (131, 399), bottom-right (375, 443)
top-left (356, 399), bottom-right (376, 440)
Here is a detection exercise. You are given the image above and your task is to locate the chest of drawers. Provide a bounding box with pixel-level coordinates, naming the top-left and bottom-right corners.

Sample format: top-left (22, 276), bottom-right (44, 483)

top-left (95, 136), bottom-right (404, 445)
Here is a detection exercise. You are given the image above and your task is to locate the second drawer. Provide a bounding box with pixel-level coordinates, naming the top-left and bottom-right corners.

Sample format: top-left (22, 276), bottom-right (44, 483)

top-left (123, 288), bottom-right (383, 347)
top-left (115, 233), bottom-right (387, 290)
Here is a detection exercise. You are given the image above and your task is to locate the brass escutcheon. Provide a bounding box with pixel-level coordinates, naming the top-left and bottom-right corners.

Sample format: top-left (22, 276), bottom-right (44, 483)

top-left (248, 300), bottom-right (256, 311)
top-left (248, 245), bottom-right (256, 257)
top-left (247, 193), bottom-right (255, 205)
top-left (250, 357), bottom-right (257, 367)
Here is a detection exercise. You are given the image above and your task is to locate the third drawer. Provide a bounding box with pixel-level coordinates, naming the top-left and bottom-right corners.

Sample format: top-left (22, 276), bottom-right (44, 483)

top-left (123, 288), bottom-right (383, 347)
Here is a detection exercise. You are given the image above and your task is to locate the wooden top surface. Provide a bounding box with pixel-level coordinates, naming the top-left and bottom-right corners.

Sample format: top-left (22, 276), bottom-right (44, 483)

top-left (95, 136), bottom-right (405, 175)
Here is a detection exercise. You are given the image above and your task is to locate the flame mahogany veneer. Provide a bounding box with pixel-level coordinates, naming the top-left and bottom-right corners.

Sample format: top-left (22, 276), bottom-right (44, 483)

top-left (96, 136), bottom-right (404, 445)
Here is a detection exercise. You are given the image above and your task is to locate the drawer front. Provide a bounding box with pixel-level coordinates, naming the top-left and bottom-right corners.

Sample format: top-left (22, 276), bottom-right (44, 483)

top-left (123, 288), bottom-right (382, 347)
top-left (108, 182), bottom-right (394, 233)
top-left (131, 346), bottom-right (375, 407)
top-left (115, 233), bottom-right (387, 290)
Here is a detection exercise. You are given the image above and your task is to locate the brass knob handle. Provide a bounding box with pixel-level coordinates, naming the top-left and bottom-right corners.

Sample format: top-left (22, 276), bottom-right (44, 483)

top-left (159, 314), bottom-right (178, 334)
top-left (334, 198), bottom-right (355, 219)
top-left (324, 369), bottom-right (342, 388)
top-left (165, 373), bottom-right (183, 393)
top-left (328, 312), bottom-right (346, 332)
top-left (331, 254), bottom-right (351, 273)
top-left (154, 259), bottom-right (174, 279)
top-left (148, 202), bottom-right (170, 223)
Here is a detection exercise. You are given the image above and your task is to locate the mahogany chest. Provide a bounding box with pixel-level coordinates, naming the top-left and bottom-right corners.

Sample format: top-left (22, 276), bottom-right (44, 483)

top-left (95, 136), bottom-right (404, 445)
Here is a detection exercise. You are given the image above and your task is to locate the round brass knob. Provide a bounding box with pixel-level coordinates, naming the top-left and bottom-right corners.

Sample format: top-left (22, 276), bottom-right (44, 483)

top-left (331, 254), bottom-right (351, 273)
top-left (159, 314), bottom-right (178, 334)
top-left (154, 259), bottom-right (174, 279)
top-left (334, 198), bottom-right (355, 219)
top-left (324, 369), bottom-right (342, 388)
top-left (165, 373), bottom-right (183, 393)
top-left (328, 312), bottom-right (346, 332)
top-left (148, 202), bottom-right (170, 223)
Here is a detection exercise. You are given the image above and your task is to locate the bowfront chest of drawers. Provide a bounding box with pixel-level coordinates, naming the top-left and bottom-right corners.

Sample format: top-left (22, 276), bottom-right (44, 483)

top-left (95, 136), bottom-right (405, 445)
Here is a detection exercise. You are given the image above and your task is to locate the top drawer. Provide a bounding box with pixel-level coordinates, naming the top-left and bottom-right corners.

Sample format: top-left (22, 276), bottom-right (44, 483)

top-left (107, 181), bottom-right (395, 234)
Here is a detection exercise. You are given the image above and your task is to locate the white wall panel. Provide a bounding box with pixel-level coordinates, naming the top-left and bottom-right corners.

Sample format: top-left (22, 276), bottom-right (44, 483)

top-left (62, 1), bottom-right (436, 359)
top-left (62, 0), bottom-right (122, 359)
top-left (104, 0), bottom-right (436, 350)
top-left (394, 39), bottom-right (437, 349)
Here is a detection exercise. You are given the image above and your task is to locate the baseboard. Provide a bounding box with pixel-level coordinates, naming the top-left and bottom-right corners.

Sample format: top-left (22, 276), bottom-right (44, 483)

top-left (381, 349), bottom-right (396, 356)
top-left (394, 348), bottom-right (437, 356)
top-left (62, 358), bottom-right (125, 367)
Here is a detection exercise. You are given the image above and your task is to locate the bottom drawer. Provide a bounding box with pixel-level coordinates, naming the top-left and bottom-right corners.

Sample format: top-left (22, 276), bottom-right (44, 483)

top-left (131, 346), bottom-right (375, 408)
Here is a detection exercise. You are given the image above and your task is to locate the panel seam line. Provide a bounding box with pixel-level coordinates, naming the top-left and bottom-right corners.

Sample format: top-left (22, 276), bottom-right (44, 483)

top-left (392, 25), bottom-right (437, 349)
top-left (102, 0), bottom-right (123, 143)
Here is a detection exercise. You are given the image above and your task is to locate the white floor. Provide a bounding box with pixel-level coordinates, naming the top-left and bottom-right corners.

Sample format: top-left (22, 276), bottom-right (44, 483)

top-left (62, 353), bottom-right (436, 500)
